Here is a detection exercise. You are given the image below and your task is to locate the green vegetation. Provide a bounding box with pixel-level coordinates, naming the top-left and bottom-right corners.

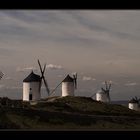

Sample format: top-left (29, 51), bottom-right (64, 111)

top-left (0, 96), bottom-right (140, 129)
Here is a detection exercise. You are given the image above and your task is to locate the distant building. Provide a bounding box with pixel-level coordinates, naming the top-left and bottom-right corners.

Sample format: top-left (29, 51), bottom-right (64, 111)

top-left (23, 71), bottom-right (41, 101)
top-left (128, 98), bottom-right (140, 111)
top-left (62, 75), bottom-right (75, 97)
top-left (96, 90), bottom-right (110, 103)
top-left (96, 81), bottom-right (111, 103)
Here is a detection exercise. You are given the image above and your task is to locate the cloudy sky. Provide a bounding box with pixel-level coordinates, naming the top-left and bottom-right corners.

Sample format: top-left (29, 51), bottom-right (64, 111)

top-left (0, 10), bottom-right (140, 101)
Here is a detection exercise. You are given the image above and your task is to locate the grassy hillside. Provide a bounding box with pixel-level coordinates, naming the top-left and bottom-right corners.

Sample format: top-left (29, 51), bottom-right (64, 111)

top-left (33, 96), bottom-right (140, 116)
top-left (0, 96), bottom-right (140, 129)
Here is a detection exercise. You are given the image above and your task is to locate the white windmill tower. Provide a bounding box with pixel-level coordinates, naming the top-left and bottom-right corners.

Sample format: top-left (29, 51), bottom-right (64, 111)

top-left (96, 81), bottom-right (111, 103)
top-left (62, 74), bottom-right (77, 97)
top-left (128, 97), bottom-right (140, 111)
top-left (23, 60), bottom-right (50, 101)
top-left (23, 71), bottom-right (41, 101)
top-left (49, 73), bottom-right (77, 97)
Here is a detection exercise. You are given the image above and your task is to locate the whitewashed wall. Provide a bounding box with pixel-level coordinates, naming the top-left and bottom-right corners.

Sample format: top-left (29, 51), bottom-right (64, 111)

top-left (96, 92), bottom-right (110, 103)
top-left (62, 82), bottom-right (74, 96)
top-left (128, 103), bottom-right (139, 111)
top-left (23, 82), bottom-right (40, 101)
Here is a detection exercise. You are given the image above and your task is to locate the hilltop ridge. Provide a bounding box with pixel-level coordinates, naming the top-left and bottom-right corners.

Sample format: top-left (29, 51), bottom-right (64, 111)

top-left (0, 96), bottom-right (140, 129)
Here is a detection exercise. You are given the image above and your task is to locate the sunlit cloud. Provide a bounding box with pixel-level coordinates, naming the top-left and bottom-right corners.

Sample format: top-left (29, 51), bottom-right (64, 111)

top-left (125, 82), bottom-right (138, 86)
top-left (46, 64), bottom-right (63, 70)
top-left (82, 76), bottom-right (96, 81)
top-left (5, 77), bottom-right (13, 80)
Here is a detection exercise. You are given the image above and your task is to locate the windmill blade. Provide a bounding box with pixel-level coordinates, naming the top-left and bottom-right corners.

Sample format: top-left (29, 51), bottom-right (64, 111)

top-left (0, 71), bottom-right (4, 80)
top-left (42, 64), bottom-right (46, 75)
top-left (101, 87), bottom-right (106, 92)
top-left (108, 93), bottom-right (111, 102)
top-left (38, 60), bottom-right (47, 78)
top-left (75, 73), bottom-right (77, 89)
top-left (38, 59), bottom-right (43, 86)
top-left (38, 59), bottom-right (43, 73)
top-left (105, 81), bottom-right (108, 90)
top-left (108, 84), bottom-right (111, 91)
top-left (73, 76), bottom-right (77, 89)
top-left (135, 96), bottom-right (138, 101)
top-left (49, 80), bottom-right (63, 96)
top-left (73, 73), bottom-right (77, 89)
top-left (39, 80), bottom-right (42, 91)
top-left (74, 79), bottom-right (77, 89)
top-left (38, 59), bottom-right (50, 95)
top-left (42, 76), bottom-right (50, 95)
top-left (74, 73), bottom-right (77, 79)
top-left (42, 64), bottom-right (50, 95)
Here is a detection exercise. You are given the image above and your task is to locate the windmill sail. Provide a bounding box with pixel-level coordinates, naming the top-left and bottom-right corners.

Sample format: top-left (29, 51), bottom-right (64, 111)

top-left (99, 81), bottom-right (111, 102)
top-left (105, 81), bottom-right (108, 90)
top-left (73, 73), bottom-right (77, 89)
top-left (42, 76), bottom-right (50, 95)
top-left (101, 87), bottom-right (106, 92)
top-left (0, 71), bottom-right (4, 80)
top-left (50, 73), bottom-right (77, 97)
top-left (42, 63), bottom-right (50, 94)
top-left (38, 59), bottom-right (50, 96)
top-left (108, 83), bottom-right (111, 91)
top-left (49, 80), bottom-right (63, 96)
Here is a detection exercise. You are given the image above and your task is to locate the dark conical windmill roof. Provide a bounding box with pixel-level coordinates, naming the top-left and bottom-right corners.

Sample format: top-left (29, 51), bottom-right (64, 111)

top-left (62, 75), bottom-right (74, 82)
top-left (23, 71), bottom-right (41, 82)
top-left (129, 98), bottom-right (139, 103)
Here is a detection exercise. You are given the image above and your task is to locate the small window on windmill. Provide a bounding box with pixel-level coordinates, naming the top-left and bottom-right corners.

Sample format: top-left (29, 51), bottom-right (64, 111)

top-left (29, 88), bottom-right (32, 101)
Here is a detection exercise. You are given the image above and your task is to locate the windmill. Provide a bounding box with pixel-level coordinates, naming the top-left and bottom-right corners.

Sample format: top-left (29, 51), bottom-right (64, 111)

top-left (37, 59), bottom-right (50, 96)
top-left (49, 73), bottom-right (77, 97)
top-left (128, 96), bottom-right (140, 111)
top-left (96, 81), bottom-right (112, 102)
top-left (23, 60), bottom-right (50, 101)
top-left (101, 81), bottom-right (111, 101)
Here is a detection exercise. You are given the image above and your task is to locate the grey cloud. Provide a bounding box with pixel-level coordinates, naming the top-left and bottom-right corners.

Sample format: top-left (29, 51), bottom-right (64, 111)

top-left (1, 10), bottom-right (138, 49)
top-left (0, 11), bottom-right (110, 46)
top-left (1, 11), bottom-right (68, 24)
top-left (69, 11), bottom-right (140, 41)
top-left (1, 10), bottom-right (140, 42)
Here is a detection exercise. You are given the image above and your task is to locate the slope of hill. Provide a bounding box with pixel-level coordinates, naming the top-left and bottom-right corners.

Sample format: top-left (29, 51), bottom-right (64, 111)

top-left (0, 96), bottom-right (140, 129)
top-left (110, 100), bottom-right (129, 107)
